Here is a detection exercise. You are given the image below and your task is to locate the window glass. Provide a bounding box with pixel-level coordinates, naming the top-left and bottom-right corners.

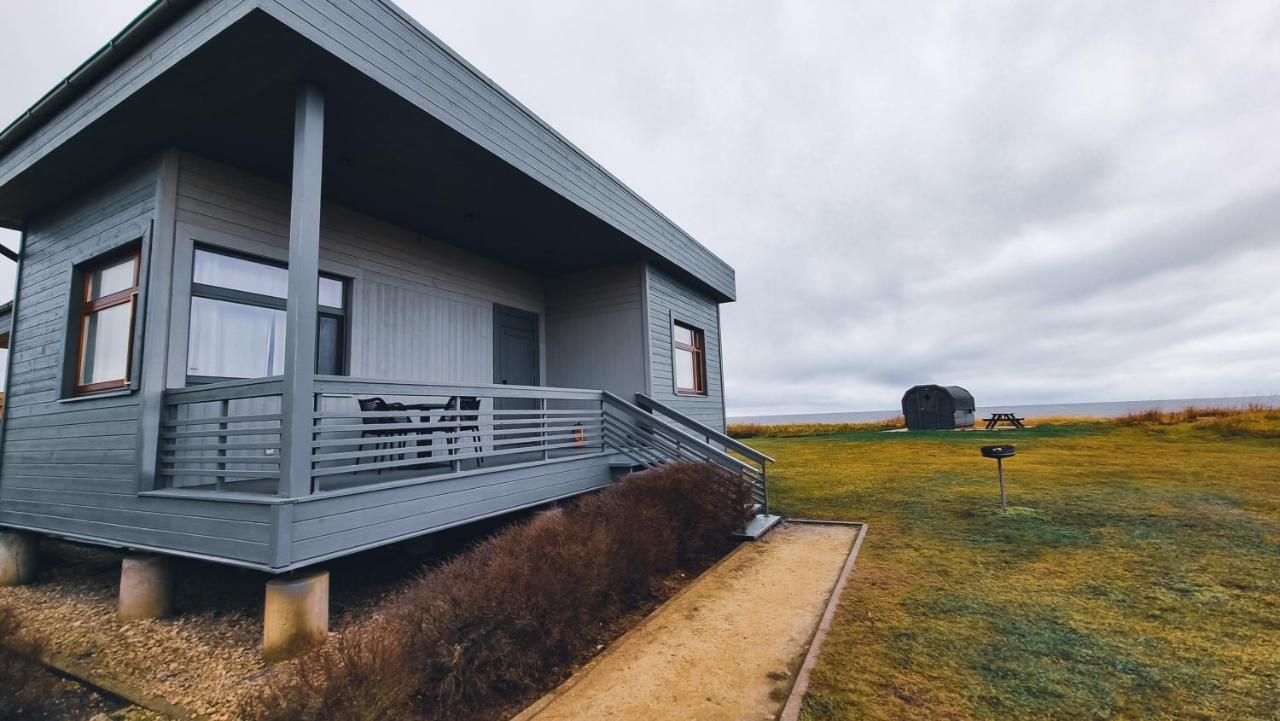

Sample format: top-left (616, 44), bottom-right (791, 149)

top-left (673, 321), bottom-right (705, 394)
top-left (317, 315), bottom-right (343, 375)
top-left (319, 277), bottom-right (344, 309)
top-left (75, 250), bottom-right (139, 394)
top-left (86, 257), bottom-right (136, 300)
top-left (187, 297), bottom-right (286, 378)
top-left (193, 249), bottom-right (289, 298)
top-left (187, 248), bottom-right (347, 379)
top-left (80, 303), bottom-right (133, 385)
top-left (674, 347), bottom-right (696, 391)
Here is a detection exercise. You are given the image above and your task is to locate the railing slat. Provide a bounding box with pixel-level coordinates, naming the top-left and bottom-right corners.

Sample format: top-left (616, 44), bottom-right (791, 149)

top-left (166, 413), bottom-right (284, 427)
top-left (312, 437), bottom-right (602, 477)
top-left (160, 455), bottom-right (281, 465)
top-left (161, 468), bottom-right (280, 478)
top-left (162, 377), bottom-right (285, 404)
top-left (314, 377), bottom-right (601, 401)
top-left (311, 415), bottom-right (602, 435)
top-left (310, 421), bottom-right (603, 450)
top-left (313, 408), bottom-right (596, 419)
top-left (162, 428), bottom-right (283, 440)
top-left (313, 428), bottom-right (602, 463)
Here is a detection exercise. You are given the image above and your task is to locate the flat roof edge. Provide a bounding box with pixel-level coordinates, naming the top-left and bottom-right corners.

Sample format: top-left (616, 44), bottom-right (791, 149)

top-left (0, 0), bottom-right (200, 159)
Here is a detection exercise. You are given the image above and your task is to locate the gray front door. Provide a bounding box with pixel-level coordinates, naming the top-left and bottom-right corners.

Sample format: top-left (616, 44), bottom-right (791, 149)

top-left (493, 305), bottom-right (539, 387)
top-left (493, 305), bottom-right (540, 455)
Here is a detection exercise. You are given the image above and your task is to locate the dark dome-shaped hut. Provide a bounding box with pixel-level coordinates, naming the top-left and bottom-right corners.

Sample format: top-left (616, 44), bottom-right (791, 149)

top-left (901, 385), bottom-right (975, 430)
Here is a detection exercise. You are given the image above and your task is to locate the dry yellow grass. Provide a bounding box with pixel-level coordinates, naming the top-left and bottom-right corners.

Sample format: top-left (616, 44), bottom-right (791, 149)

top-left (749, 409), bottom-right (1280, 720)
top-left (728, 418), bottom-right (905, 438)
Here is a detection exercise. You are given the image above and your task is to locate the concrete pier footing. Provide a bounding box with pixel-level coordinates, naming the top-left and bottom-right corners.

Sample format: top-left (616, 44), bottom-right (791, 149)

top-left (0, 531), bottom-right (38, 586)
top-left (263, 570), bottom-right (329, 662)
top-left (118, 555), bottom-right (175, 621)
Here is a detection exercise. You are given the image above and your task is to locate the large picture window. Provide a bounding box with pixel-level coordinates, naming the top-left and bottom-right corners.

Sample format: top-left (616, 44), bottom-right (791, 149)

top-left (186, 247), bottom-right (346, 382)
top-left (672, 320), bottom-right (707, 395)
top-left (75, 250), bottom-right (141, 394)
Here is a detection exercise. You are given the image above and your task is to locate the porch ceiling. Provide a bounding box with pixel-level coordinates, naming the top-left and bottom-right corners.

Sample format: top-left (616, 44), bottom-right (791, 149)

top-left (0, 7), bottom-right (732, 300)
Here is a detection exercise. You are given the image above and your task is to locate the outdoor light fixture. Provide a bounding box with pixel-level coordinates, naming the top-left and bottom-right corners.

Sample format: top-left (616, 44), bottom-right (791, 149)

top-left (980, 444), bottom-right (1016, 512)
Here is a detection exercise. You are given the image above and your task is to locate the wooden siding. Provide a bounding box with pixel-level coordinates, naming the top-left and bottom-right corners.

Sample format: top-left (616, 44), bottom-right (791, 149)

top-left (3, 0), bottom-right (735, 299)
top-left (0, 160), bottom-right (275, 566)
top-left (170, 154), bottom-right (546, 386)
top-left (257, 0), bottom-right (735, 300)
top-left (645, 264), bottom-right (726, 431)
top-left (545, 265), bottom-right (646, 398)
top-left (289, 453), bottom-right (616, 564)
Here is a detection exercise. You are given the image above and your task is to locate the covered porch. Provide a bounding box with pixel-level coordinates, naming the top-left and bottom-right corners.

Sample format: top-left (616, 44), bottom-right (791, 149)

top-left (154, 376), bottom-right (612, 497)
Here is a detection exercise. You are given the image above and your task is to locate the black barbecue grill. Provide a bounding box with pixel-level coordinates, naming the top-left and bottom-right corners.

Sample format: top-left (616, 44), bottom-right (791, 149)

top-left (980, 444), bottom-right (1016, 511)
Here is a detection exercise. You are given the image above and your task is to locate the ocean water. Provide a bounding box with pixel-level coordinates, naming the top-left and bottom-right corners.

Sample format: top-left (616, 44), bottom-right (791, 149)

top-left (728, 395), bottom-right (1280, 426)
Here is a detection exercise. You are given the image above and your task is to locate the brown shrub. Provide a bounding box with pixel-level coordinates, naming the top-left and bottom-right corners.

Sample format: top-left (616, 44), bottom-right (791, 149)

top-left (244, 462), bottom-right (750, 721)
top-left (0, 604), bottom-right (55, 718)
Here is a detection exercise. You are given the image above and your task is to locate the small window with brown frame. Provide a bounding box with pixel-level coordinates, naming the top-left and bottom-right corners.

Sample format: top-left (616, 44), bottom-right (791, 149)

top-left (672, 320), bottom-right (707, 395)
top-left (74, 249), bottom-right (140, 394)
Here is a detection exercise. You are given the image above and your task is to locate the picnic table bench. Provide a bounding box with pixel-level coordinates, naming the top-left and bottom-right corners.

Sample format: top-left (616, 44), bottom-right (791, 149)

top-left (984, 412), bottom-right (1025, 430)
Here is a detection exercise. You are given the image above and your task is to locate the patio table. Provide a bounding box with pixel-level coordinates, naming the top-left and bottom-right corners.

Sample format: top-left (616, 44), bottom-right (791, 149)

top-left (386, 400), bottom-right (452, 459)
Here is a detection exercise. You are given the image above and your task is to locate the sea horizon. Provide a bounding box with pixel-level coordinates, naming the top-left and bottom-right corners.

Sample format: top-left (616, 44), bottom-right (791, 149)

top-left (728, 394), bottom-right (1280, 425)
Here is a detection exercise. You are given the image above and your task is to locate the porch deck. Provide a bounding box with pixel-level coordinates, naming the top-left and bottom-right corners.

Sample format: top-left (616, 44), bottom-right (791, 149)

top-left (157, 376), bottom-right (611, 497)
top-left (132, 376), bottom-right (771, 571)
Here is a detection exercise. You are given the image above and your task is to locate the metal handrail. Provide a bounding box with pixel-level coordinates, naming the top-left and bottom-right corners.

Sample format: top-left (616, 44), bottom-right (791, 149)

top-left (633, 393), bottom-right (775, 464)
top-left (602, 394), bottom-right (753, 472)
top-left (601, 392), bottom-right (769, 514)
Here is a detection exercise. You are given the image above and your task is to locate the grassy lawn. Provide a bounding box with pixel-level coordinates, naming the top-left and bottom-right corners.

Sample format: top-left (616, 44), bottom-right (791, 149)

top-left (746, 415), bottom-right (1280, 720)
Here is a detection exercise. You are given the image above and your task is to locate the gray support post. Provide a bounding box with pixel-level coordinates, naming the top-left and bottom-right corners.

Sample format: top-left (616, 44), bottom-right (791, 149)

top-left (0, 228), bottom-right (24, 480)
top-left (280, 85), bottom-right (325, 500)
top-left (137, 150), bottom-right (181, 491)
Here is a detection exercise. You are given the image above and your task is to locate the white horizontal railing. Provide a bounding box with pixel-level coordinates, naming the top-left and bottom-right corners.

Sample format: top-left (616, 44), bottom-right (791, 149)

top-left (308, 377), bottom-right (605, 491)
top-left (155, 377), bottom-right (769, 510)
top-left (157, 377), bottom-right (285, 493)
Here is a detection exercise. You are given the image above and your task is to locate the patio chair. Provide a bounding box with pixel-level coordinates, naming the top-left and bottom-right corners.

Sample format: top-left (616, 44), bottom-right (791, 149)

top-left (437, 396), bottom-right (484, 465)
top-left (357, 397), bottom-right (413, 472)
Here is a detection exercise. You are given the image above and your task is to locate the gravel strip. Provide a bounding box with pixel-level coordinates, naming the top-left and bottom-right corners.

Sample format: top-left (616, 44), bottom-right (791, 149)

top-left (0, 535), bottom-right (456, 721)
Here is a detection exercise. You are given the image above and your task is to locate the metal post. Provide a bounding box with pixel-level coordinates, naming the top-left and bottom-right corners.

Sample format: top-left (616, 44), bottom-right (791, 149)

top-left (215, 397), bottom-right (228, 492)
top-left (541, 398), bottom-right (549, 461)
top-left (997, 457), bottom-right (1007, 512)
top-left (761, 462), bottom-right (770, 516)
top-left (280, 85), bottom-right (324, 499)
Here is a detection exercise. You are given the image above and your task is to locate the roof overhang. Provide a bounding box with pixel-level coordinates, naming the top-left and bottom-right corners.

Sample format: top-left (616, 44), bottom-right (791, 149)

top-left (0, 1), bottom-right (735, 301)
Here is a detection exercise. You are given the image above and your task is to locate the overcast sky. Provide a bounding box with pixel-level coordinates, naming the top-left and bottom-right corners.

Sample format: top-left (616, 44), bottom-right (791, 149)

top-left (2, 1), bottom-right (1278, 415)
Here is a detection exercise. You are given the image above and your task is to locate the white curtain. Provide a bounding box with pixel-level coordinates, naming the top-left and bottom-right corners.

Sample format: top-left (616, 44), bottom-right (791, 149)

top-left (187, 297), bottom-right (285, 378)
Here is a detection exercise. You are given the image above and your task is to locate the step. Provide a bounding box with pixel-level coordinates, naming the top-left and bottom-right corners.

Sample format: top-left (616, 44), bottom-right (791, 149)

top-left (609, 461), bottom-right (649, 478)
top-left (734, 513), bottom-right (783, 540)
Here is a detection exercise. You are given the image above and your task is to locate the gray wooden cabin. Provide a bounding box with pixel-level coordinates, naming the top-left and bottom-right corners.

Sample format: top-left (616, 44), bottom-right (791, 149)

top-left (0, 0), bottom-right (772, 575)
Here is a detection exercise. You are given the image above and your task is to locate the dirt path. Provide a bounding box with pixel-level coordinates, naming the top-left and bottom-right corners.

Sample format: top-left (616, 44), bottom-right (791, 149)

top-left (512, 522), bottom-right (861, 721)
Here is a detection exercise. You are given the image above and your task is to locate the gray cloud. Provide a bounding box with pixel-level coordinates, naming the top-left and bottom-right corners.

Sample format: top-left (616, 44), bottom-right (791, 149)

top-left (3, 1), bottom-right (1278, 414)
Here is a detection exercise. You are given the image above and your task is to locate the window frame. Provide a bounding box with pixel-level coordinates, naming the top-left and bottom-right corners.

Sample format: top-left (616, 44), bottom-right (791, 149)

top-left (671, 319), bottom-right (707, 396)
top-left (186, 245), bottom-right (348, 384)
top-left (73, 249), bottom-right (142, 395)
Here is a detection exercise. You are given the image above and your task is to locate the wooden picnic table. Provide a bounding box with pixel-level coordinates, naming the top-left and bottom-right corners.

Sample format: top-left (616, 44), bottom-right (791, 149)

top-left (984, 412), bottom-right (1025, 430)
